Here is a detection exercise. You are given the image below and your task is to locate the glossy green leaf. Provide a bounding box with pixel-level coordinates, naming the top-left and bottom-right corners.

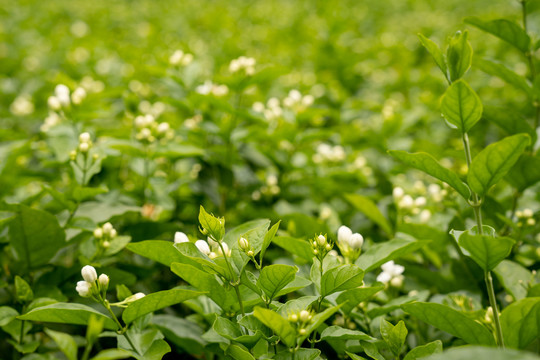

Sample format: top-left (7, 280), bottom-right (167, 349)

top-left (259, 221), bottom-right (280, 262)
top-left (336, 283), bottom-right (385, 314)
top-left (199, 205), bottom-right (225, 241)
top-left (423, 346), bottom-right (540, 360)
top-left (18, 303), bottom-right (117, 330)
top-left (403, 340), bottom-right (443, 360)
top-left (253, 307), bottom-right (296, 348)
top-left (122, 289), bottom-right (204, 324)
top-left (345, 194), bottom-right (393, 236)
top-left (214, 316), bottom-right (262, 347)
top-left (389, 150), bottom-right (470, 199)
top-left (456, 231), bottom-right (514, 271)
top-left (299, 304), bottom-right (341, 342)
top-left (465, 17), bottom-right (531, 53)
top-left (446, 30), bottom-right (472, 81)
top-left (151, 315), bottom-right (206, 355)
top-left (381, 320), bottom-right (408, 356)
top-left (8, 204), bottom-right (65, 271)
top-left (257, 264), bottom-right (297, 300)
top-left (476, 58), bottom-right (534, 98)
top-left (320, 326), bottom-right (373, 342)
top-left (500, 297), bottom-right (540, 349)
top-left (468, 134), bottom-right (530, 196)
top-left (346, 351), bottom-right (368, 360)
top-left (418, 33), bottom-right (448, 81)
top-left (321, 264), bottom-right (364, 297)
top-left (356, 236), bottom-right (429, 272)
top-left (401, 302), bottom-right (495, 345)
top-left (174, 242), bottom-right (232, 280)
top-left (225, 344), bottom-right (255, 360)
top-left (15, 276), bottom-right (33, 303)
top-left (272, 236), bottom-right (313, 262)
top-left (128, 240), bottom-right (186, 267)
top-left (275, 348), bottom-right (321, 360)
top-left (44, 329), bottom-right (77, 360)
top-left (494, 260), bottom-right (531, 301)
top-left (90, 349), bottom-right (133, 360)
top-left (0, 306), bottom-right (19, 326)
top-left (440, 79), bottom-right (482, 133)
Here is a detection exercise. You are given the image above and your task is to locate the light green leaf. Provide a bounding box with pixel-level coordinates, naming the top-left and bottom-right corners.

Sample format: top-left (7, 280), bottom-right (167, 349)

top-left (278, 296), bottom-right (319, 317)
top-left (456, 231), bottom-right (514, 271)
top-left (389, 150), bottom-right (470, 199)
top-left (356, 236), bottom-right (428, 272)
top-left (381, 320), bottom-right (408, 356)
top-left (418, 33), bottom-right (448, 81)
top-left (476, 58), bottom-right (534, 98)
top-left (299, 304), bottom-right (341, 342)
top-left (321, 264), bottom-right (364, 297)
top-left (468, 134), bottom-right (530, 196)
top-left (446, 30), bottom-right (472, 82)
top-left (260, 221), bottom-right (280, 263)
top-left (90, 349), bottom-right (132, 360)
top-left (151, 315), bottom-right (206, 355)
top-left (336, 283), bottom-right (385, 314)
top-left (465, 17), bottom-right (531, 53)
top-left (493, 260), bottom-right (531, 301)
top-left (272, 236), bottom-right (313, 262)
top-left (401, 302), bottom-right (495, 345)
top-left (153, 143), bottom-right (205, 158)
top-left (500, 297), bottom-right (540, 349)
top-left (15, 276), bottom-right (33, 303)
top-left (441, 79), bottom-right (482, 133)
top-left (225, 344), bottom-right (255, 360)
top-left (320, 326), bottom-right (373, 342)
top-left (199, 205), bottom-right (225, 241)
top-left (275, 348), bottom-right (321, 360)
top-left (44, 329), bottom-right (77, 360)
top-left (403, 340), bottom-right (443, 360)
top-left (253, 307), bottom-right (296, 348)
top-left (174, 242), bottom-right (232, 280)
top-left (122, 289), bottom-right (204, 324)
top-left (346, 351), bottom-right (368, 360)
top-left (345, 194), bottom-right (393, 236)
top-left (8, 204), bottom-right (65, 271)
top-left (0, 306), bottom-right (19, 326)
top-left (483, 106), bottom-right (536, 140)
top-left (214, 316), bottom-right (262, 347)
top-left (18, 303), bottom-right (117, 330)
top-left (126, 240), bottom-right (186, 267)
top-left (505, 154), bottom-right (540, 192)
top-left (257, 264), bottom-right (298, 301)
top-left (423, 346), bottom-right (540, 360)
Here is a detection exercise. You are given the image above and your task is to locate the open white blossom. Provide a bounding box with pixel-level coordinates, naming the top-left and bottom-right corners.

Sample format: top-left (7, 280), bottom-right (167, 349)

top-left (229, 56), bottom-right (256, 75)
top-left (377, 261), bottom-right (405, 287)
top-left (169, 50), bottom-right (193, 66)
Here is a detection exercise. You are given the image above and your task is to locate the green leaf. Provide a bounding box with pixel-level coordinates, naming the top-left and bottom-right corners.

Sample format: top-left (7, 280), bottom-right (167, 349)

top-left (151, 315), bottom-right (206, 355)
top-left (483, 105), bottom-right (536, 140)
top-left (346, 351), bottom-right (368, 360)
top-left (260, 221), bottom-right (280, 263)
top-left (253, 307), bottom-right (296, 348)
top-left (468, 134), bottom-right (530, 196)
top-left (214, 316), bottom-right (263, 347)
top-left (418, 33), bottom-right (448, 81)
top-left (456, 231), bottom-right (514, 271)
top-left (320, 326), bottom-right (373, 342)
top-left (356, 236), bottom-right (428, 272)
top-left (465, 17), bottom-right (531, 53)
top-left (321, 264), bottom-right (364, 297)
top-left (345, 194), bottom-right (393, 236)
top-left (86, 314), bottom-right (105, 346)
top-left (493, 260), bottom-right (531, 301)
top-left (278, 296), bottom-right (319, 317)
top-left (0, 306), bottom-right (19, 326)
top-left (257, 264), bottom-right (298, 301)
top-left (381, 320), bottom-right (408, 356)
top-left (336, 283), bottom-right (385, 315)
top-left (272, 236), bottom-right (314, 262)
top-left (403, 340), bottom-right (442, 360)
top-left (127, 240), bottom-right (189, 267)
top-left (8, 204), bottom-right (65, 271)
top-left (440, 79), bottom-right (483, 133)
top-left (174, 242), bottom-right (232, 280)
top-left (389, 150), bottom-right (470, 199)
top-left (275, 348), bottom-right (321, 360)
top-left (401, 302), bottom-right (495, 345)
top-left (299, 304), bottom-right (342, 342)
top-left (446, 30), bottom-right (473, 82)
top-left (225, 344), bottom-right (255, 360)
top-left (360, 341), bottom-right (386, 360)
top-left (476, 58), bottom-right (534, 98)
top-left (18, 303), bottom-right (117, 330)
top-left (423, 346), bottom-right (540, 360)
top-left (122, 289), bottom-right (204, 324)
top-left (15, 276), bottom-right (33, 303)
top-left (90, 349), bottom-right (132, 360)
top-left (153, 143), bottom-right (205, 158)
top-left (505, 154), bottom-right (540, 192)
top-left (44, 329), bottom-right (77, 360)
top-left (500, 297), bottom-right (540, 349)
top-left (199, 205), bottom-right (225, 241)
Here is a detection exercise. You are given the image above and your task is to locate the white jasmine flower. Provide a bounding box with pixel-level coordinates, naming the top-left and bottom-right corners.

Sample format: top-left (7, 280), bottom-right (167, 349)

top-left (174, 231), bottom-right (189, 244)
top-left (55, 84), bottom-right (71, 107)
top-left (81, 265), bottom-right (98, 283)
top-left (195, 240), bottom-right (211, 255)
top-left (76, 281), bottom-right (92, 297)
top-left (98, 274), bottom-right (109, 288)
top-left (376, 261), bottom-right (405, 286)
top-left (71, 87), bottom-right (86, 105)
top-left (79, 132), bottom-right (91, 143)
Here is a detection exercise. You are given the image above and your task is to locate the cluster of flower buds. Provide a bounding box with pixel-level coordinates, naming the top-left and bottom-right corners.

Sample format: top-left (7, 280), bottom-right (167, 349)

top-left (238, 236), bottom-right (254, 257)
top-left (76, 265), bottom-right (109, 298)
top-left (312, 143), bottom-right (346, 164)
top-left (282, 89), bottom-right (314, 110)
top-left (70, 132), bottom-right (98, 160)
top-left (336, 226), bottom-right (363, 262)
top-left (195, 238), bottom-right (231, 259)
top-left (311, 234), bottom-right (333, 262)
top-left (48, 84), bottom-right (87, 111)
top-left (516, 208), bottom-right (536, 227)
top-left (229, 56), bottom-right (256, 75)
top-left (10, 95), bottom-right (34, 116)
top-left (259, 174), bottom-right (280, 197)
top-left (169, 49), bottom-right (193, 66)
top-left (252, 97), bottom-right (283, 122)
top-left (393, 186), bottom-right (432, 224)
top-left (134, 114), bottom-right (174, 143)
top-left (184, 114), bottom-right (203, 130)
top-left (376, 261), bottom-right (405, 287)
top-left (288, 309), bottom-right (313, 336)
top-left (196, 80), bottom-right (229, 97)
top-left (93, 222), bottom-right (117, 249)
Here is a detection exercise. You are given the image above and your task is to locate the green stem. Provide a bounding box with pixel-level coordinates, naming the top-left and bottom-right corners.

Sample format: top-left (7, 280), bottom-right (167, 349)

top-left (102, 300), bottom-right (140, 354)
top-left (218, 241), bottom-right (245, 316)
top-left (485, 271), bottom-right (505, 348)
top-left (233, 284), bottom-right (246, 317)
top-left (81, 342), bottom-right (93, 360)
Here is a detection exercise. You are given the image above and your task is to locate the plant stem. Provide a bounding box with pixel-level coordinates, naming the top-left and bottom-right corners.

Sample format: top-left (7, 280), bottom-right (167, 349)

top-left (218, 241), bottom-right (245, 316)
top-left (102, 300), bottom-right (140, 354)
top-left (81, 342), bottom-right (93, 360)
top-left (233, 284), bottom-right (246, 317)
top-left (485, 271), bottom-right (505, 348)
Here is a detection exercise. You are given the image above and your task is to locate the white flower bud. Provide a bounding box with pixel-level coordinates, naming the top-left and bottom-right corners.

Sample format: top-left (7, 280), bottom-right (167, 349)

top-left (399, 195), bottom-right (414, 208)
top-left (349, 233), bottom-right (364, 249)
top-left (220, 242), bottom-right (231, 257)
top-left (523, 209), bottom-right (533, 218)
top-left (109, 229), bottom-right (117, 238)
top-left (133, 292), bottom-right (145, 300)
top-left (337, 225), bottom-right (352, 246)
top-left (299, 310), bottom-right (311, 322)
top-left (392, 187), bottom-right (404, 199)
top-left (415, 196), bottom-right (427, 207)
top-left (247, 250), bottom-right (254, 257)
top-left (102, 240), bottom-right (110, 248)
top-left (174, 231), bottom-right (189, 244)
top-left (98, 274), bottom-right (109, 288)
top-left (78, 142), bottom-right (89, 152)
top-left (390, 275), bottom-right (404, 287)
top-left (76, 281), bottom-right (92, 297)
top-left (317, 234), bottom-right (326, 247)
top-left (239, 237), bottom-right (249, 250)
top-left (102, 222), bottom-right (113, 234)
top-left (79, 132), bottom-right (91, 143)
top-left (55, 84), bottom-right (71, 107)
top-left (71, 87), bottom-right (86, 105)
top-left (48, 96), bottom-right (61, 111)
top-left (195, 240), bottom-right (211, 255)
top-left (157, 122), bottom-right (170, 134)
top-left (81, 265), bottom-right (97, 283)
top-left (289, 313), bottom-right (298, 322)
top-left (93, 228), bottom-right (103, 238)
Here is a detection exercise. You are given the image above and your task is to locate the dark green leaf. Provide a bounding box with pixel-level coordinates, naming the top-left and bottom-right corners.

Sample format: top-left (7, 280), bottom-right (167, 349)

top-left (500, 297), bottom-right (540, 349)
top-left (321, 264), bottom-right (364, 297)
top-left (345, 194), bottom-right (393, 236)
top-left (18, 303), bottom-right (117, 330)
top-left (257, 264), bottom-right (298, 301)
top-left (336, 283), bottom-right (385, 314)
top-left (253, 307), bottom-right (296, 348)
top-left (465, 17), bottom-right (531, 53)
top-left (456, 231), bottom-right (514, 271)
top-left (381, 320), bottom-right (408, 356)
top-left (403, 340), bottom-right (442, 360)
top-left (356, 236), bottom-right (428, 272)
top-left (446, 30), bottom-right (472, 81)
